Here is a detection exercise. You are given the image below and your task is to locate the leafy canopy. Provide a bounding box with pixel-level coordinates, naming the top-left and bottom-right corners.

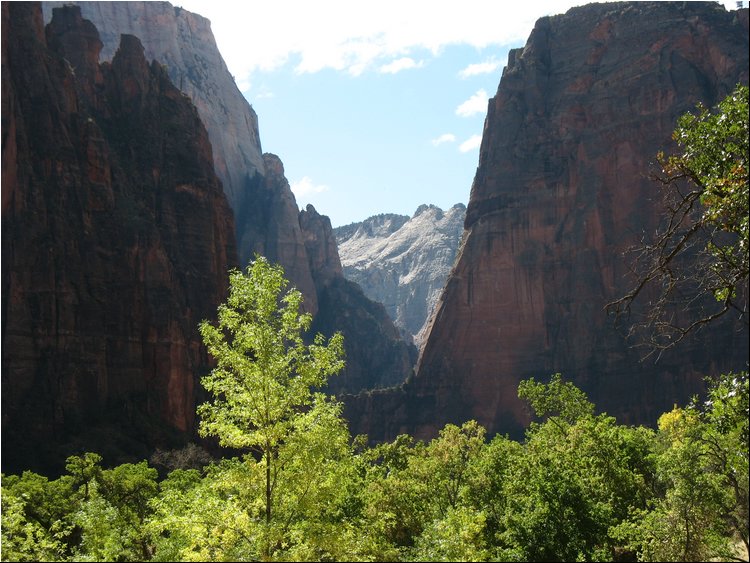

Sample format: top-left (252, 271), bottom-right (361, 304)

top-left (197, 255), bottom-right (345, 452)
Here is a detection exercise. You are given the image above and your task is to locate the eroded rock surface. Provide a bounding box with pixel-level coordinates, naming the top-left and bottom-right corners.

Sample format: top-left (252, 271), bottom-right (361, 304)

top-left (2, 3), bottom-right (236, 473)
top-left (335, 204), bottom-right (466, 347)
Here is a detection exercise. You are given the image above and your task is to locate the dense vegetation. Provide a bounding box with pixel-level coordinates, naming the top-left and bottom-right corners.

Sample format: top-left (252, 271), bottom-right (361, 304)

top-left (2, 87), bottom-right (747, 563)
top-left (2, 258), bottom-right (747, 562)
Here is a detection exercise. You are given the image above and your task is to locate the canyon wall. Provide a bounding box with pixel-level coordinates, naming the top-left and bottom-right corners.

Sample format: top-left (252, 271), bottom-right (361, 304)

top-left (3, 3), bottom-right (415, 473)
top-left (2, 3), bottom-right (236, 473)
top-left (348, 1), bottom-right (750, 442)
top-left (40, 0), bottom-right (413, 383)
top-left (301, 205), bottom-right (418, 393)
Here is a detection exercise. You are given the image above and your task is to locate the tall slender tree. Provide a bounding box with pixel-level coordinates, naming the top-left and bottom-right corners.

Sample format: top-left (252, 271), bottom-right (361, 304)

top-left (197, 256), bottom-right (345, 557)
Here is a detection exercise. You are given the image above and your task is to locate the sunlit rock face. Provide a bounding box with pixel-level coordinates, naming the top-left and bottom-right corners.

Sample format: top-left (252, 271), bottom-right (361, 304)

top-left (335, 204), bottom-right (466, 348)
top-left (347, 1), bottom-right (749, 443)
top-left (2, 3), bottom-right (236, 473)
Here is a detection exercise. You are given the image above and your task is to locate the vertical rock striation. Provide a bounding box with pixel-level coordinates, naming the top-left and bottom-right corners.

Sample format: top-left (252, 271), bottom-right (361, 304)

top-left (40, 1), bottom-right (312, 294)
top-left (2, 3), bottom-right (236, 473)
top-left (41, 1), bottom-right (265, 224)
top-left (40, 1), bottom-right (414, 394)
top-left (348, 1), bottom-right (749, 442)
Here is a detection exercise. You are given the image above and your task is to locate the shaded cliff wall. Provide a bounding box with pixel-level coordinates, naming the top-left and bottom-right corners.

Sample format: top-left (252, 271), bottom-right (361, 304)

top-left (40, 1), bottom-right (414, 389)
top-left (347, 2), bottom-right (749, 442)
top-left (300, 205), bottom-right (418, 393)
top-left (41, 1), bottom-right (264, 219)
top-left (2, 3), bottom-right (236, 473)
top-left (40, 1), bottom-right (316, 296)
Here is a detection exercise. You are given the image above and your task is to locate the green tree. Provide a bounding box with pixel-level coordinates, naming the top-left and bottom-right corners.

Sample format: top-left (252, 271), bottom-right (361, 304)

top-left (496, 375), bottom-right (657, 561)
top-left (72, 461), bottom-right (158, 561)
top-left (614, 372), bottom-right (749, 561)
top-left (147, 461), bottom-right (261, 561)
top-left (609, 85), bottom-right (749, 350)
top-left (196, 256), bottom-right (345, 558)
top-left (1, 454), bottom-right (159, 562)
top-left (518, 372), bottom-right (594, 427)
top-left (1, 471), bottom-right (76, 561)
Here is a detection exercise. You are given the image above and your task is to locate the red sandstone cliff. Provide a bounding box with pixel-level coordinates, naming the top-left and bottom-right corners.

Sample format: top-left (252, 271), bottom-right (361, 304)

top-left (2, 3), bottom-right (236, 473)
top-left (38, 1), bottom-right (415, 393)
top-left (347, 1), bottom-right (750, 441)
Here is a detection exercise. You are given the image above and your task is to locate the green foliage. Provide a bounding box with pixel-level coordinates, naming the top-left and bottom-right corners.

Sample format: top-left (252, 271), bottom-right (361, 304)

top-left (613, 372), bottom-right (749, 561)
top-left (197, 256), bottom-right (345, 453)
top-left (609, 85), bottom-right (749, 348)
top-left (0, 473), bottom-right (74, 561)
top-left (410, 506), bottom-right (489, 562)
top-left (492, 377), bottom-right (657, 561)
top-left (147, 461), bottom-right (261, 561)
top-left (518, 372), bottom-right (595, 426)
top-left (1, 453), bottom-right (159, 562)
top-left (73, 461), bottom-right (159, 561)
top-left (665, 84), bottom-right (749, 293)
top-left (187, 256), bottom-right (349, 559)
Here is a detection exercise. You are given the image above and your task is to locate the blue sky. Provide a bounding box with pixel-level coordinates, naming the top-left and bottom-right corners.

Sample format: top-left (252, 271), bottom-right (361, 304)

top-left (177, 1), bottom-right (740, 227)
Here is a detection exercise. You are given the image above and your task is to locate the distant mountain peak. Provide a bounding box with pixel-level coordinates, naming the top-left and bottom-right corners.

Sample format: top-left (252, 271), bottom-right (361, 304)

top-left (334, 204), bottom-right (466, 347)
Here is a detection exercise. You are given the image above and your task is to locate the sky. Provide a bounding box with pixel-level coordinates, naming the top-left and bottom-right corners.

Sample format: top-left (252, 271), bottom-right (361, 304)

top-left (176, 0), bottom-right (741, 227)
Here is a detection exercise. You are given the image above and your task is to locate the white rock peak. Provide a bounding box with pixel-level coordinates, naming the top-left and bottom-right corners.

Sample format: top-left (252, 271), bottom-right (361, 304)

top-left (334, 204), bottom-right (466, 349)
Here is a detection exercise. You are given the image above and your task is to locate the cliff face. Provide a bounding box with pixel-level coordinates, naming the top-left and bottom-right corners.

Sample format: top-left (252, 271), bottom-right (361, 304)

top-left (39, 1), bottom-right (414, 392)
top-left (241, 154), bottom-right (320, 314)
top-left (335, 204), bottom-right (466, 348)
top-left (39, 1), bottom-right (320, 296)
top-left (2, 3), bottom-right (236, 473)
top-left (41, 1), bottom-right (265, 232)
top-left (348, 2), bottom-right (750, 442)
top-left (300, 205), bottom-right (417, 393)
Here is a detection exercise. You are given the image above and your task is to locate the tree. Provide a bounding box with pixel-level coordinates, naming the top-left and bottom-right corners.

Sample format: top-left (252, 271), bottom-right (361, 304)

top-left (497, 376), bottom-right (657, 561)
top-left (0, 471), bottom-right (76, 561)
top-left (518, 372), bottom-right (595, 428)
top-left (608, 85), bottom-right (749, 352)
top-left (613, 372), bottom-right (748, 562)
top-left (73, 461), bottom-right (158, 561)
top-left (196, 256), bottom-right (345, 558)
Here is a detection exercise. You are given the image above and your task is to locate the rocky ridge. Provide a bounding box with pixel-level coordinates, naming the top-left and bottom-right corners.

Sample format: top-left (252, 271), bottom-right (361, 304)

top-left (335, 204), bottom-right (466, 347)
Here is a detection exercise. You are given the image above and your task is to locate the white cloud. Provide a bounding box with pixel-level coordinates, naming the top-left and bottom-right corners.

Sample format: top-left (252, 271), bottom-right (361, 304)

top-left (456, 89), bottom-right (489, 117)
top-left (431, 133), bottom-right (456, 146)
top-left (291, 176), bottom-right (330, 198)
top-left (459, 59), bottom-right (501, 78)
top-left (459, 134), bottom-right (482, 152)
top-left (177, 0), bottom-right (584, 80)
top-left (254, 87), bottom-right (275, 99)
top-left (379, 57), bottom-right (423, 74)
